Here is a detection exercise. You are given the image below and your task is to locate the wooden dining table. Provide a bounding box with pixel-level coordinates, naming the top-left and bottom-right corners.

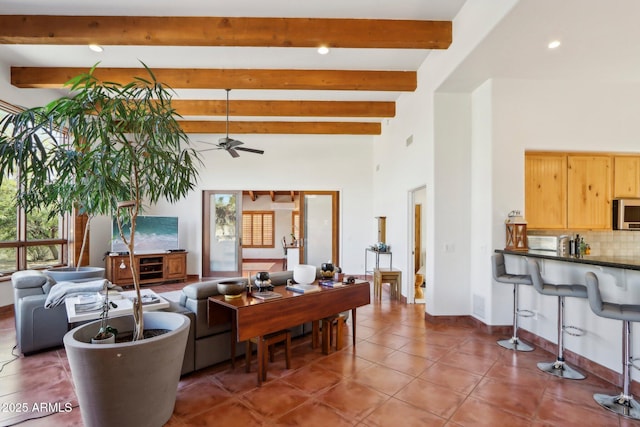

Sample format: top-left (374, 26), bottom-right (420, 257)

top-left (207, 280), bottom-right (371, 385)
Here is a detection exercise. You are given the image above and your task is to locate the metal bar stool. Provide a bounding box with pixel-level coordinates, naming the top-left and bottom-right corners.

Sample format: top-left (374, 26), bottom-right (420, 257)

top-left (492, 253), bottom-right (535, 351)
top-left (527, 258), bottom-right (588, 379)
top-left (585, 272), bottom-right (640, 419)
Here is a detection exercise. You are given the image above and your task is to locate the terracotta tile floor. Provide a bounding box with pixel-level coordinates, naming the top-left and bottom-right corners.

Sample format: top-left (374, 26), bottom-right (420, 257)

top-left (0, 280), bottom-right (637, 426)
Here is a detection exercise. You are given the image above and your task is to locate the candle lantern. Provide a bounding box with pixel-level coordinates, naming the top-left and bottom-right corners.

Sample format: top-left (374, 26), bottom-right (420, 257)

top-left (505, 210), bottom-right (528, 251)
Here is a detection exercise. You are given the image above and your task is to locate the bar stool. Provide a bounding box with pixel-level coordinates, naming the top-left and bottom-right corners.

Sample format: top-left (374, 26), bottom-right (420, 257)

top-left (245, 329), bottom-right (292, 385)
top-left (527, 258), bottom-right (587, 379)
top-left (492, 253), bottom-right (535, 352)
top-left (585, 272), bottom-right (640, 419)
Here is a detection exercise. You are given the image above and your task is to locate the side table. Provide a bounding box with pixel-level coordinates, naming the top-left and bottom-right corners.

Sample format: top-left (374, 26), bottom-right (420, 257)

top-left (373, 268), bottom-right (402, 301)
top-left (365, 248), bottom-right (392, 276)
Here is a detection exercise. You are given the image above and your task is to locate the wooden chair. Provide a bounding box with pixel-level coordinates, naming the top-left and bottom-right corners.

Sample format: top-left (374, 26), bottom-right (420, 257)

top-left (312, 313), bottom-right (347, 354)
top-left (245, 329), bottom-right (292, 384)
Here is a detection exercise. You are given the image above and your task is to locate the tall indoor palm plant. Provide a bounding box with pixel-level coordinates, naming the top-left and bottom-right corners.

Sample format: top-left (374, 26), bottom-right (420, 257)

top-left (0, 63), bottom-right (201, 340)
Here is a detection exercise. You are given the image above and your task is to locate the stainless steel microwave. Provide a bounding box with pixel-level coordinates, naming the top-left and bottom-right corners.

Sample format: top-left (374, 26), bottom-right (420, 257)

top-left (613, 199), bottom-right (640, 230)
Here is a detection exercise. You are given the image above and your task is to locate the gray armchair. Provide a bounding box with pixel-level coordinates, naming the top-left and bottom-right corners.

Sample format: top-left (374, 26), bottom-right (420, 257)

top-left (12, 270), bottom-right (69, 355)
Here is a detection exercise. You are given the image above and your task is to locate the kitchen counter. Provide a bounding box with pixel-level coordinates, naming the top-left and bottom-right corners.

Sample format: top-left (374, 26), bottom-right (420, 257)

top-left (497, 249), bottom-right (640, 271)
top-left (495, 248), bottom-right (640, 381)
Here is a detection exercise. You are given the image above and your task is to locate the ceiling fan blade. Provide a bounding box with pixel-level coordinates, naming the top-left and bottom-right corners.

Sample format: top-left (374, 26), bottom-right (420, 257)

top-left (227, 148), bottom-right (240, 158)
top-left (197, 140), bottom-right (218, 147)
top-left (226, 139), bottom-right (244, 148)
top-left (197, 147), bottom-right (223, 153)
top-left (235, 147), bottom-right (265, 155)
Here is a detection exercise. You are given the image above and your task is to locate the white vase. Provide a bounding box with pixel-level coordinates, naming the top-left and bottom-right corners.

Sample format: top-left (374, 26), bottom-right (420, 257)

top-left (293, 264), bottom-right (316, 285)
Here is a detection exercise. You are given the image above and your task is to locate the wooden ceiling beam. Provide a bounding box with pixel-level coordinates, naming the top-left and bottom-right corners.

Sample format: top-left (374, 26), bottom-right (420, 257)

top-left (171, 100), bottom-right (395, 118)
top-left (180, 120), bottom-right (380, 135)
top-left (0, 15), bottom-right (452, 50)
top-left (11, 67), bottom-right (416, 91)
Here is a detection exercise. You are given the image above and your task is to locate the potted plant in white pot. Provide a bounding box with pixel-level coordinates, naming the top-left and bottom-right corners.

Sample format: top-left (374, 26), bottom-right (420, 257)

top-left (0, 63), bottom-right (201, 427)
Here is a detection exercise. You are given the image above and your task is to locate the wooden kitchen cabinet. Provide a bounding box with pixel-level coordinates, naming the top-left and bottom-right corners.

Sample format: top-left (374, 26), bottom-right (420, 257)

top-left (106, 252), bottom-right (187, 286)
top-left (613, 156), bottom-right (640, 198)
top-left (525, 153), bottom-right (567, 229)
top-left (567, 155), bottom-right (612, 229)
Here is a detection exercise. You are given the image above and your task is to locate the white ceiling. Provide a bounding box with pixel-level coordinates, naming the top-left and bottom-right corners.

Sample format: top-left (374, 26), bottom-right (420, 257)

top-left (3, 0), bottom-right (639, 125)
top-left (0, 0), bottom-right (465, 112)
top-left (441, 0), bottom-right (640, 91)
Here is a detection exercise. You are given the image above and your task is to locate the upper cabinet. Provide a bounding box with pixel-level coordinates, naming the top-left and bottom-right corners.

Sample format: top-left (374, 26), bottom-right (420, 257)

top-left (613, 156), bottom-right (640, 198)
top-left (525, 152), bottom-right (613, 230)
top-left (566, 155), bottom-right (611, 229)
top-left (525, 153), bottom-right (567, 229)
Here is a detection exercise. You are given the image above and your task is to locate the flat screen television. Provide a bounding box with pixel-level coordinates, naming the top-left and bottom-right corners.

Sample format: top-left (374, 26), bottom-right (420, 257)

top-left (111, 215), bottom-right (179, 253)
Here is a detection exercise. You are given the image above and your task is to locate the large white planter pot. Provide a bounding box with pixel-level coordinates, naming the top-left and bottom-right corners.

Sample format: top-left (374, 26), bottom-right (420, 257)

top-left (63, 311), bottom-right (190, 427)
top-left (45, 266), bottom-right (105, 282)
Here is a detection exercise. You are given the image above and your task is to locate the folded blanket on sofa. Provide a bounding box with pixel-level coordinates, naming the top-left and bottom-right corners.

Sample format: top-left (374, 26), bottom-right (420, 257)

top-left (45, 279), bottom-right (116, 308)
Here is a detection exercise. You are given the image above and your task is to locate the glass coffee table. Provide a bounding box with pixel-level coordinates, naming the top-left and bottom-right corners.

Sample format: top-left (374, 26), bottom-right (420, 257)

top-left (65, 289), bottom-right (170, 323)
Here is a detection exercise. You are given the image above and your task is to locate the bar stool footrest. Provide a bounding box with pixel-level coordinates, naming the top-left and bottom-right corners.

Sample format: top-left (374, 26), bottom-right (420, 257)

top-left (594, 392), bottom-right (640, 420)
top-left (516, 308), bottom-right (535, 318)
top-left (563, 325), bottom-right (585, 337)
top-left (538, 360), bottom-right (586, 380)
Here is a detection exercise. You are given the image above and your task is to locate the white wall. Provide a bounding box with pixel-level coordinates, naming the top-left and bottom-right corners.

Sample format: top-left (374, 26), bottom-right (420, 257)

top-left (432, 92), bottom-right (472, 315)
top-left (469, 81), bottom-right (495, 322)
top-left (147, 133), bottom-right (374, 279)
top-left (372, 0), bottom-right (518, 312)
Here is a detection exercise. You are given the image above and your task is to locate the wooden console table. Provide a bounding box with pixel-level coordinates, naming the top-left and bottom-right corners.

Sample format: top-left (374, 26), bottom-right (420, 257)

top-left (208, 280), bottom-right (370, 385)
top-left (106, 251), bottom-right (187, 286)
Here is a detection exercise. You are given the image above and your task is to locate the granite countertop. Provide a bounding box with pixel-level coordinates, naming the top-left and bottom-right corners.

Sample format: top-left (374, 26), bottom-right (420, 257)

top-left (497, 249), bottom-right (640, 271)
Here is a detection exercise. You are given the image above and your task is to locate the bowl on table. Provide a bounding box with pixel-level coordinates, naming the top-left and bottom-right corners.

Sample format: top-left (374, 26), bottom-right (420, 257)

top-left (293, 264), bottom-right (317, 285)
top-left (217, 280), bottom-right (247, 299)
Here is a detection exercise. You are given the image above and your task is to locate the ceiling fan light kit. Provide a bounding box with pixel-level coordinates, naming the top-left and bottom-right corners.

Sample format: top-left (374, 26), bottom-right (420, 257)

top-left (199, 89), bottom-right (265, 158)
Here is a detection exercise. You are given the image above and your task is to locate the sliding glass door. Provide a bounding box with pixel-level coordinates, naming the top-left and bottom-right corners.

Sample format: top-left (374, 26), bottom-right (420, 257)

top-left (202, 190), bottom-right (243, 277)
top-left (202, 189), bottom-right (339, 277)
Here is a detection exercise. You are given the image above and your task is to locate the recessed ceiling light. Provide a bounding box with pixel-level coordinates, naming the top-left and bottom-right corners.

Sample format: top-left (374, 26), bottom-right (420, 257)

top-left (317, 46), bottom-right (329, 55)
top-left (89, 44), bottom-right (104, 53)
top-left (548, 40), bottom-right (561, 49)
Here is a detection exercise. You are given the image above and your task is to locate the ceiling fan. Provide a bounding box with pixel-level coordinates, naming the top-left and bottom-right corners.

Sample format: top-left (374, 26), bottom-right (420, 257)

top-left (198, 89), bottom-right (265, 158)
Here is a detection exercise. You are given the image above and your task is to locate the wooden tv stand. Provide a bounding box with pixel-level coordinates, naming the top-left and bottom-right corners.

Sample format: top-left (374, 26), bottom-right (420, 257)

top-left (106, 251), bottom-right (187, 286)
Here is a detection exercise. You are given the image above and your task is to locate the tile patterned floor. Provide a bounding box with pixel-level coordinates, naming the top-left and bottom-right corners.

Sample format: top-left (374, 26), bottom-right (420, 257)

top-left (1, 280), bottom-right (638, 426)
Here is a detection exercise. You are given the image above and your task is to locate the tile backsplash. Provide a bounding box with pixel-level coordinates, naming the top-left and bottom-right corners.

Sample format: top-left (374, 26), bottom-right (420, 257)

top-left (530, 230), bottom-right (640, 257)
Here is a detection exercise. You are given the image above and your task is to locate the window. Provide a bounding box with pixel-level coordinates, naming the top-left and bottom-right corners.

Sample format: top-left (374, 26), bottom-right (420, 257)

top-left (242, 211), bottom-right (274, 248)
top-left (0, 102), bottom-right (69, 276)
